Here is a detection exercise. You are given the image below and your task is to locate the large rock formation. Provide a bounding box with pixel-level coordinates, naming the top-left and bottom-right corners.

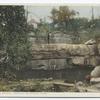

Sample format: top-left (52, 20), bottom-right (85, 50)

top-left (31, 43), bottom-right (100, 68)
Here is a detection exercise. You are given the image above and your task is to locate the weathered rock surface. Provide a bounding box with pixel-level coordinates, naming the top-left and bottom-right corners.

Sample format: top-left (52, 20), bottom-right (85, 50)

top-left (31, 44), bottom-right (100, 67)
top-left (31, 44), bottom-right (95, 58)
top-left (91, 66), bottom-right (100, 77)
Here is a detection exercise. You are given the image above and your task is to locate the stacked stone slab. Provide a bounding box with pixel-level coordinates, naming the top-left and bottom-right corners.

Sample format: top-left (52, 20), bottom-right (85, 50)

top-left (31, 43), bottom-right (100, 67)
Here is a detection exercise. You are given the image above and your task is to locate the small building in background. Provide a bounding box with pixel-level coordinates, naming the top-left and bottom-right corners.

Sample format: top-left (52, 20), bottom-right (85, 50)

top-left (28, 18), bottom-right (39, 29)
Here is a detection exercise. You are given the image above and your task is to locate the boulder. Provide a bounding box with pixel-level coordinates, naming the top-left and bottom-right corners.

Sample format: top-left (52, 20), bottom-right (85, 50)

top-left (85, 39), bottom-right (96, 45)
top-left (90, 78), bottom-right (100, 84)
top-left (91, 66), bottom-right (100, 77)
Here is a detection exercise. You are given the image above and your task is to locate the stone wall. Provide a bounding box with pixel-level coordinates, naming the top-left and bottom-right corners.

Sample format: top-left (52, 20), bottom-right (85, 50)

top-left (30, 43), bottom-right (100, 70)
top-left (28, 31), bottom-right (99, 70)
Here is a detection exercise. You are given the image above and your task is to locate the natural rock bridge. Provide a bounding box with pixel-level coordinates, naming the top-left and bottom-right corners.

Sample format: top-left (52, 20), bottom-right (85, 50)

top-left (31, 43), bottom-right (100, 67)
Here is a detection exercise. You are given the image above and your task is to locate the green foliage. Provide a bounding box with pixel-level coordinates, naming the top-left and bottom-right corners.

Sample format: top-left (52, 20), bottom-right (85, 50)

top-left (50, 6), bottom-right (100, 44)
top-left (50, 6), bottom-right (78, 30)
top-left (0, 6), bottom-right (31, 71)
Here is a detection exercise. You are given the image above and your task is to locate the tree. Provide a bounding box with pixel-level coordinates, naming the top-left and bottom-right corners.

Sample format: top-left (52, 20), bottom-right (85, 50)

top-left (50, 6), bottom-right (78, 31)
top-left (50, 6), bottom-right (81, 43)
top-left (0, 6), bottom-right (31, 78)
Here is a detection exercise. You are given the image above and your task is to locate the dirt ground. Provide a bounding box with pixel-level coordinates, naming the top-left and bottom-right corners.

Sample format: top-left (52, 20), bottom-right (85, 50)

top-left (0, 79), bottom-right (99, 92)
top-left (0, 79), bottom-right (75, 92)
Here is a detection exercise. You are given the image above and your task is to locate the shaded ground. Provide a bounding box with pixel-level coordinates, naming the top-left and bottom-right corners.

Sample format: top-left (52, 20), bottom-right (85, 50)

top-left (0, 79), bottom-right (100, 92)
top-left (0, 79), bottom-right (78, 92)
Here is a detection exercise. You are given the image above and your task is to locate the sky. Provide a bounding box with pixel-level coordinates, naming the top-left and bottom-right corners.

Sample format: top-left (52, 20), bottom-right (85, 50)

top-left (25, 6), bottom-right (100, 22)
